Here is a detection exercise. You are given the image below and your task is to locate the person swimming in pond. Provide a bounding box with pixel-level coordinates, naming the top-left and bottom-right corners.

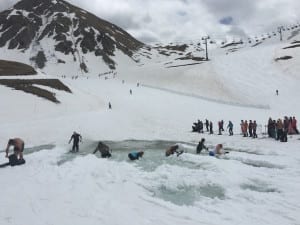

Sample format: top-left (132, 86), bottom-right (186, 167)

top-left (209, 144), bottom-right (228, 156)
top-left (93, 142), bottom-right (111, 158)
top-left (165, 145), bottom-right (183, 157)
top-left (196, 138), bottom-right (208, 154)
top-left (128, 151), bottom-right (144, 160)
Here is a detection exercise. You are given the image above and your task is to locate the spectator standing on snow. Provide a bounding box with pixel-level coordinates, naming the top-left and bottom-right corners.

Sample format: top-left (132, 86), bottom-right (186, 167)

top-left (218, 121), bottom-right (222, 135)
top-left (227, 121), bottom-right (233, 136)
top-left (292, 116), bottom-right (299, 134)
top-left (240, 120), bottom-right (244, 135)
top-left (209, 121), bottom-right (213, 134)
top-left (243, 120), bottom-right (249, 137)
top-left (269, 119), bottom-right (276, 139)
top-left (220, 120), bottom-right (224, 131)
top-left (252, 120), bottom-right (258, 138)
top-left (205, 119), bottom-right (209, 132)
top-left (288, 117), bottom-right (295, 135)
top-left (281, 117), bottom-right (289, 142)
top-left (108, 102), bottom-right (112, 109)
top-left (249, 120), bottom-right (253, 137)
top-left (276, 119), bottom-right (283, 141)
top-left (267, 118), bottom-right (273, 137)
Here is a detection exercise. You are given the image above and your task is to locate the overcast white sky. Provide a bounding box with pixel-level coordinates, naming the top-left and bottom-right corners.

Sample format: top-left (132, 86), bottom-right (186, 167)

top-left (1, 0), bottom-right (300, 44)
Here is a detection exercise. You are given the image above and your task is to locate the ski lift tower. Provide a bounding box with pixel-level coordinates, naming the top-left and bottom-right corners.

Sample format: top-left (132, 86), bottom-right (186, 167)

top-left (278, 26), bottom-right (284, 41)
top-left (202, 36), bottom-right (210, 61)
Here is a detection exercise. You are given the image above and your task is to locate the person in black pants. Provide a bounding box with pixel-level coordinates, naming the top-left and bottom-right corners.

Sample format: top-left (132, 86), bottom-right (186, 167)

top-left (205, 119), bottom-right (209, 132)
top-left (69, 132), bottom-right (82, 152)
top-left (209, 121), bottom-right (213, 134)
top-left (252, 120), bottom-right (258, 138)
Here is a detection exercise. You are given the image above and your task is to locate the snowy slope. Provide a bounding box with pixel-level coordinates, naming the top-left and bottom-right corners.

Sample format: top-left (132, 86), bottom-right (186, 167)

top-left (119, 29), bottom-right (300, 109)
top-left (0, 13), bottom-right (300, 225)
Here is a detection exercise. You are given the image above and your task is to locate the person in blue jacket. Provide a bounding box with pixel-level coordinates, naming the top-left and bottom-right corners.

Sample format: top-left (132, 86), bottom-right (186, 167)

top-left (227, 121), bottom-right (234, 136)
top-left (128, 151), bottom-right (144, 160)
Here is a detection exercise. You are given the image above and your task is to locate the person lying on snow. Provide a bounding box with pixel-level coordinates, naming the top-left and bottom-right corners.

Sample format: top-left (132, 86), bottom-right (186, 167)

top-left (93, 142), bottom-right (112, 158)
top-left (165, 145), bottom-right (184, 157)
top-left (128, 151), bottom-right (144, 160)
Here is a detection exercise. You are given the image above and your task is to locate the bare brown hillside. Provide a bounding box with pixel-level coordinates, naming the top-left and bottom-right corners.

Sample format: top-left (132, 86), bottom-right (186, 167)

top-left (0, 60), bottom-right (37, 76)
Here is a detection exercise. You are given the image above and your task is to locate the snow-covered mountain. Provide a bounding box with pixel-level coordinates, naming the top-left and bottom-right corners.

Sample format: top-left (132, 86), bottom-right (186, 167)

top-left (0, 0), bottom-right (143, 74)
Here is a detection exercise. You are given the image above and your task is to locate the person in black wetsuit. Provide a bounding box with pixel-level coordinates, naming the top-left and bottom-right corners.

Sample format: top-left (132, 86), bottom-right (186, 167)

top-left (196, 138), bottom-right (208, 154)
top-left (68, 132), bottom-right (82, 152)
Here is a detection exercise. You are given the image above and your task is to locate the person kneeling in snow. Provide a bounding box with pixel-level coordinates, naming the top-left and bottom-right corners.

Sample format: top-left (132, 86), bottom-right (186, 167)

top-left (93, 142), bottom-right (111, 158)
top-left (209, 144), bottom-right (228, 156)
top-left (128, 151), bottom-right (144, 160)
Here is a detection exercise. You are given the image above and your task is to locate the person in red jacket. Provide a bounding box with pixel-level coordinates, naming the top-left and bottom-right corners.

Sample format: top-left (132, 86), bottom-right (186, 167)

top-left (292, 116), bottom-right (299, 134)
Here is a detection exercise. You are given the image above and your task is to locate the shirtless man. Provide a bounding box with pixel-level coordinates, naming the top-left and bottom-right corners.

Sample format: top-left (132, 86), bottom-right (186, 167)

top-left (5, 138), bottom-right (25, 160)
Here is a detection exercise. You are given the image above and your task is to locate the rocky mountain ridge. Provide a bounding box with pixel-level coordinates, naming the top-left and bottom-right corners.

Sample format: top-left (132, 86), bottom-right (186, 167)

top-left (0, 0), bottom-right (143, 73)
